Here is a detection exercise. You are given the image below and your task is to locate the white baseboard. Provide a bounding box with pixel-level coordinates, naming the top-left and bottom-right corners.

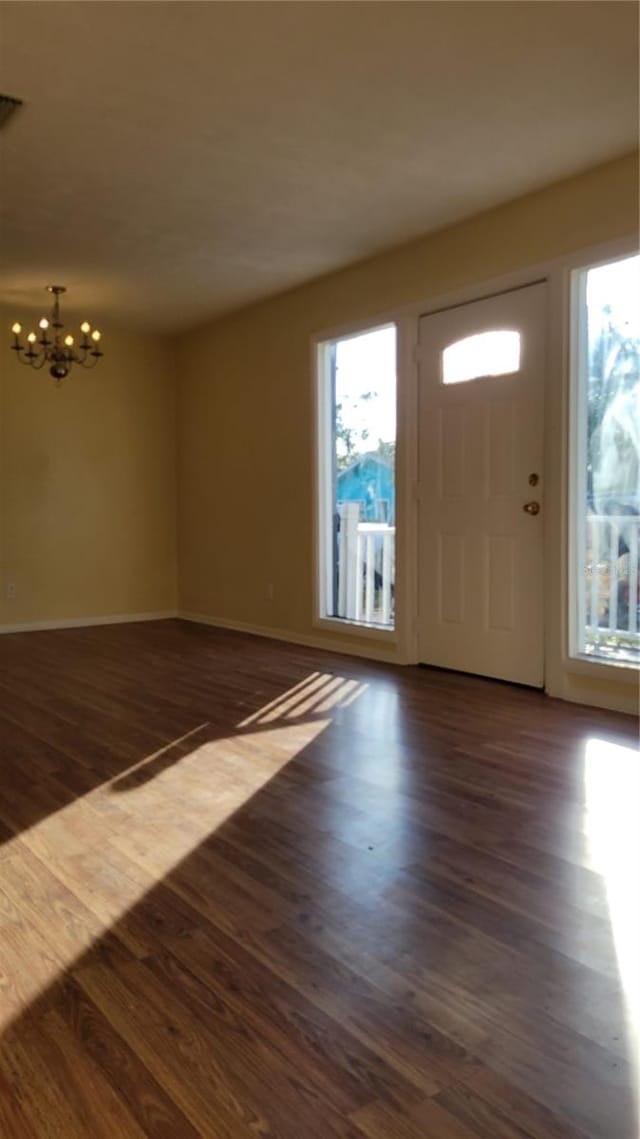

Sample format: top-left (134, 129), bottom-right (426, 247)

top-left (178, 610), bottom-right (402, 664)
top-left (3, 607), bottom-right (632, 713)
top-left (545, 680), bottom-right (639, 717)
top-left (1, 607), bottom-right (399, 664)
top-left (0, 610), bottom-right (178, 635)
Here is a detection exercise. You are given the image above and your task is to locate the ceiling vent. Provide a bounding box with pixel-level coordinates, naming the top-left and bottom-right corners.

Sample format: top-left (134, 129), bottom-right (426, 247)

top-left (0, 94), bottom-right (23, 130)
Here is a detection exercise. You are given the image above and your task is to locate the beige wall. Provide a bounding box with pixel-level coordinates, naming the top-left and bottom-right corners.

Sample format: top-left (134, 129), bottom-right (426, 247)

top-left (0, 315), bottom-right (177, 626)
top-left (177, 151), bottom-right (639, 710)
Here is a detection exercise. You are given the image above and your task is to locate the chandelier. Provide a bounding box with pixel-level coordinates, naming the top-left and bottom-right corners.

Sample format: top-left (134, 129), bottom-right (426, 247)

top-left (10, 286), bottom-right (103, 382)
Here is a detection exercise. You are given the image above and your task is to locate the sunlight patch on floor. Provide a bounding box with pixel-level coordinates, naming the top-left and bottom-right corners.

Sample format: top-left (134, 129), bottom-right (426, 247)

top-left (584, 737), bottom-right (640, 1072)
top-left (0, 671), bottom-right (364, 1032)
top-left (237, 671), bottom-right (367, 726)
top-left (106, 722), bottom-right (211, 786)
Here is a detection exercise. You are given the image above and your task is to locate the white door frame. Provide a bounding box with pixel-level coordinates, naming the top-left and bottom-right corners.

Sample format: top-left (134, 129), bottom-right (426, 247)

top-left (311, 233), bottom-right (638, 703)
top-left (395, 236), bottom-right (638, 690)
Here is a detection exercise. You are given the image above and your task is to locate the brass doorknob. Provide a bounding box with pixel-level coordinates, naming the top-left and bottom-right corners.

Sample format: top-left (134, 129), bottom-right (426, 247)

top-left (523, 501), bottom-right (540, 515)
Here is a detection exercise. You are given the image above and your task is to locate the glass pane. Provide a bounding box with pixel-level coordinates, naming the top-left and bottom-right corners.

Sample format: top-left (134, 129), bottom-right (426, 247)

top-left (442, 330), bottom-right (520, 385)
top-left (580, 254), bottom-right (640, 664)
top-left (323, 326), bottom-right (396, 627)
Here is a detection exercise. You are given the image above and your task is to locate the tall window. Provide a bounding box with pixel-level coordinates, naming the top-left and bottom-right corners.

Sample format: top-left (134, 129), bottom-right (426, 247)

top-left (317, 325), bottom-right (396, 628)
top-left (573, 254), bottom-right (639, 665)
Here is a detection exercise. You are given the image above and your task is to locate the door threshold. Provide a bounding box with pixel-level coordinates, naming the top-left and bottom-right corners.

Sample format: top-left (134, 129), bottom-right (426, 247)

top-left (417, 661), bottom-right (544, 692)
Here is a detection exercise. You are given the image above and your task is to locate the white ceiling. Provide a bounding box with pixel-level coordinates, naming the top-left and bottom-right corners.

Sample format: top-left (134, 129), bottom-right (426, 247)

top-left (1, 1), bottom-right (638, 333)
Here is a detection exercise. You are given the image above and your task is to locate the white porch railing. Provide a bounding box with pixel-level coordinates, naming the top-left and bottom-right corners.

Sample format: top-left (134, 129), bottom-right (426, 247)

top-left (337, 502), bottom-right (395, 626)
top-left (585, 513), bottom-right (639, 658)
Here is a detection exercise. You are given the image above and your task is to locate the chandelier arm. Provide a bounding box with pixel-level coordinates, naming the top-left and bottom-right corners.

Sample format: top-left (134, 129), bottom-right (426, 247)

top-left (30, 354), bottom-right (49, 370)
top-left (17, 350), bottom-right (42, 367)
top-left (78, 353), bottom-right (100, 369)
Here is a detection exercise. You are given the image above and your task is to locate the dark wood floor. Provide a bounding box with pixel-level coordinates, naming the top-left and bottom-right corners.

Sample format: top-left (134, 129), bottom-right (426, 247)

top-left (0, 619), bottom-right (637, 1138)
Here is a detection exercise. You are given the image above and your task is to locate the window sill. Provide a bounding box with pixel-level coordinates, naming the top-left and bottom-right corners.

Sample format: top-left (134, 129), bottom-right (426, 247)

top-left (566, 654), bottom-right (639, 683)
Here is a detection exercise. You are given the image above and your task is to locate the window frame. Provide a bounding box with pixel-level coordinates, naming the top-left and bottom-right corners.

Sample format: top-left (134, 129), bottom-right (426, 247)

top-left (313, 321), bottom-right (399, 640)
top-left (568, 250), bottom-right (640, 670)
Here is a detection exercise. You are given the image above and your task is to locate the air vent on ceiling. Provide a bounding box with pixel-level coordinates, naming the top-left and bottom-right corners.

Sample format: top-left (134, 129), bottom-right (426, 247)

top-left (0, 94), bottom-right (23, 130)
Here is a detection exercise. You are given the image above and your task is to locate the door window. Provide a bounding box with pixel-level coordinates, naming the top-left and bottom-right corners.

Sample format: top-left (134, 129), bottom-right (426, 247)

top-left (442, 329), bottom-right (520, 385)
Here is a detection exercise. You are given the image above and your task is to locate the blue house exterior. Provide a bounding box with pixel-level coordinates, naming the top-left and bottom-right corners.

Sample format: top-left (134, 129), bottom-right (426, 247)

top-left (336, 454), bottom-right (395, 523)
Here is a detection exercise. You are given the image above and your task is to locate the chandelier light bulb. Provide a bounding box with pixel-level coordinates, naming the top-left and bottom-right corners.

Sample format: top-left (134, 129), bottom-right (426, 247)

top-left (64, 334), bottom-right (74, 347)
top-left (91, 329), bottom-right (101, 342)
top-left (27, 331), bottom-right (37, 344)
top-left (11, 322), bottom-right (22, 334)
top-left (39, 318), bottom-right (49, 330)
top-left (80, 321), bottom-right (90, 334)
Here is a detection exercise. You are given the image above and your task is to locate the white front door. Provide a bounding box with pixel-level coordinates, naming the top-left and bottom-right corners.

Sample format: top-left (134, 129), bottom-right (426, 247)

top-left (417, 283), bottom-right (546, 686)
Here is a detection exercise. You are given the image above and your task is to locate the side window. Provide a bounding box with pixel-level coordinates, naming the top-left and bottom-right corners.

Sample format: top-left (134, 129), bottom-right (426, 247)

top-left (317, 325), bottom-right (396, 628)
top-left (572, 254), bottom-right (639, 665)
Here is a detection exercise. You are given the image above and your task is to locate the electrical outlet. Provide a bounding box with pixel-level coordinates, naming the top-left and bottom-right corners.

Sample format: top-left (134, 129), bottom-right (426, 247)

top-left (6, 582), bottom-right (16, 600)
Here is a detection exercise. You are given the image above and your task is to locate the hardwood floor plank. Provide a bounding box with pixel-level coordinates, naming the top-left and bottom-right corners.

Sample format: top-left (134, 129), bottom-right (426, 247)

top-left (50, 976), bottom-right (202, 1139)
top-left (435, 1066), bottom-right (596, 1139)
top-left (0, 1067), bottom-right (40, 1139)
top-left (39, 1008), bottom-right (151, 1139)
top-left (77, 953), bottom-right (364, 1138)
top-left (74, 955), bottom-right (263, 1139)
top-left (256, 921), bottom-right (480, 1096)
top-left (351, 1095), bottom-right (480, 1138)
top-left (0, 619), bottom-right (637, 1138)
top-left (433, 1075), bottom-right (591, 1139)
top-left (164, 923), bottom-right (426, 1113)
top-left (0, 1018), bottom-right (95, 1139)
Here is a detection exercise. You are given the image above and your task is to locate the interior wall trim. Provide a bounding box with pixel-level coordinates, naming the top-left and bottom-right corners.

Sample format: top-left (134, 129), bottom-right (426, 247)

top-left (0, 610), bottom-right (179, 635)
top-left (178, 610), bottom-right (401, 664)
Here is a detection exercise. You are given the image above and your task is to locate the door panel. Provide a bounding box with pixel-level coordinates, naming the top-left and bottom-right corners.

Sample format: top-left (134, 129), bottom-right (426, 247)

top-left (417, 283), bottom-right (545, 686)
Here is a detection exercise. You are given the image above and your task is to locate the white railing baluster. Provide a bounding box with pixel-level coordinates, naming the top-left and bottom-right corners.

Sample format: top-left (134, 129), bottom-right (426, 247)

top-left (340, 503), bottom-right (360, 620)
top-left (629, 519), bottom-right (638, 636)
top-left (608, 519), bottom-right (619, 633)
top-left (365, 532), bottom-right (375, 622)
top-left (338, 513), bottom-right (347, 618)
top-left (354, 531), bottom-right (362, 621)
top-left (589, 516), bottom-right (599, 632)
top-left (340, 521), bottom-right (396, 627)
top-left (343, 510), bottom-right (636, 644)
top-left (382, 531), bottom-right (392, 624)
top-left (584, 513), bottom-right (639, 659)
